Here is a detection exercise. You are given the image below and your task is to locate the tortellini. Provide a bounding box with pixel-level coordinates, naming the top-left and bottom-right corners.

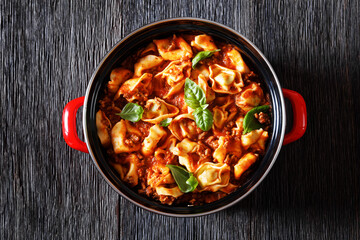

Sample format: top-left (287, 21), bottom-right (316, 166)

top-left (156, 186), bottom-right (184, 198)
top-left (111, 120), bottom-right (142, 154)
top-left (213, 136), bottom-right (242, 163)
top-left (96, 110), bottom-right (111, 147)
top-left (190, 64), bottom-right (210, 80)
top-left (212, 107), bottom-right (228, 129)
top-left (173, 138), bottom-right (211, 172)
top-left (153, 35), bottom-right (193, 60)
top-left (134, 55), bottom-right (164, 77)
top-left (122, 154), bottom-right (139, 186)
top-left (141, 125), bottom-right (167, 156)
top-left (194, 162), bottom-right (231, 192)
top-left (226, 49), bottom-right (250, 74)
top-left (154, 136), bottom-right (178, 161)
top-left (255, 131), bottom-right (269, 151)
top-left (234, 153), bottom-right (258, 180)
top-left (154, 60), bottom-right (191, 98)
top-left (212, 96), bottom-right (236, 129)
top-left (235, 82), bottom-right (264, 111)
top-left (191, 34), bottom-right (218, 51)
top-left (147, 162), bottom-right (172, 188)
top-left (241, 129), bottom-right (269, 151)
top-left (140, 42), bottom-right (157, 56)
top-left (197, 74), bottom-right (215, 103)
top-left (114, 73), bottom-right (153, 102)
top-left (213, 136), bottom-right (228, 163)
top-left (142, 98), bottom-right (179, 124)
top-left (168, 114), bottom-right (200, 141)
top-left (209, 64), bottom-right (244, 94)
top-left (107, 68), bottom-right (133, 94)
top-left (232, 116), bottom-right (244, 136)
top-left (110, 154), bottom-right (139, 187)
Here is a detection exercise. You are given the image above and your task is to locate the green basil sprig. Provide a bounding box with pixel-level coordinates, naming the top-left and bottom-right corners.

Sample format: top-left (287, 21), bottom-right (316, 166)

top-left (116, 102), bottom-right (144, 122)
top-left (243, 105), bottom-right (270, 134)
top-left (160, 118), bottom-right (172, 127)
top-left (166, 164), bottom-right (198, 193)
top-left (192, 49), bottom-right (220, 69)
top-left (184, 78), bottom-right (206, 109)
top-left (193, 107), bottom-right (213, 132)
top-left (184, 78), bottom-right (213, 131)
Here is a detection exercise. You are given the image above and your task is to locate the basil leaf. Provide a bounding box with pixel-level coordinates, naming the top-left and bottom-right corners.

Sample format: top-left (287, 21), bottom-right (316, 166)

top-left (160, 118), bottom-right (172, 127)
top-left (166, 165), bottom-right (198, 193)
top-left (116, 103), bottom-right (144, 122)
top-left (192, 49), bottom-right (220, 69)
top-left (201, 103), bottom-right (209, 110)
top-left (184, 78), bottom-right (214, 131)
top-left (184, 78), bottom-right (206, 109)
top-left (193, 108), bottom-right (213, 131)
top-left (243, 105), bottom-right (270, 134)
top-left (186, 175), bottom-right (198, 187)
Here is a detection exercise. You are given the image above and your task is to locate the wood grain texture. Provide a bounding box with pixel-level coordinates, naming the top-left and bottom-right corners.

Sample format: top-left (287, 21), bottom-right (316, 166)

top-left (1, 0), bottom-right (359, 239)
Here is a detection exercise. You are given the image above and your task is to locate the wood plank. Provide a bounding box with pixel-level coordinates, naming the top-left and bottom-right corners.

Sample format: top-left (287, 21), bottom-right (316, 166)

top-left (1, 1), bottom-right (119, 239)
top-left (1, 0), bottom-right (359, 239)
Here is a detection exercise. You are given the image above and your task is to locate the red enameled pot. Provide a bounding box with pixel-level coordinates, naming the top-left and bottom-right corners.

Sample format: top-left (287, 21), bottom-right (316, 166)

top-left (62, 18), bottom-right (307, 217)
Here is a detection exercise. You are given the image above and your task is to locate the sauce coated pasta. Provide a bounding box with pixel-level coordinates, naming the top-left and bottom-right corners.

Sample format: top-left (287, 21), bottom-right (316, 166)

top-left (97, 34), bottom-right (271, 205)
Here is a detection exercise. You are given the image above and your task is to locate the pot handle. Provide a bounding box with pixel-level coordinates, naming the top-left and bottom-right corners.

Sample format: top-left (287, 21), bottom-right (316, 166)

top-left (62, 96), bottom-right (89, 153)
top-left (282, 89), bottom-right (307, 145)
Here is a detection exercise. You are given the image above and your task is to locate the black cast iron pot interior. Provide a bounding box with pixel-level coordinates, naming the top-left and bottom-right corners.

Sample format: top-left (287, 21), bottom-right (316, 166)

top-left (84, 19), bottom-right (284, 216)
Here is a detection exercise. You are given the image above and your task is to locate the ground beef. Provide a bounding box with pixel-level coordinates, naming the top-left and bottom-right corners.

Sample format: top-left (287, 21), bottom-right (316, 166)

top-left (198, 131), bottom-right (209, 141)
top-left (255, 112), bottom-right (270, 125)
top-left (225, 120), bottom-right (235, 129)
top-left (205, 136), bottom-right (219, 150)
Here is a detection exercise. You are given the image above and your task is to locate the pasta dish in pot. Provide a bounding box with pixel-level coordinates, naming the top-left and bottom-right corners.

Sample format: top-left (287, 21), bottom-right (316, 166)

top-left (96, 33), bottom-right (271, 205)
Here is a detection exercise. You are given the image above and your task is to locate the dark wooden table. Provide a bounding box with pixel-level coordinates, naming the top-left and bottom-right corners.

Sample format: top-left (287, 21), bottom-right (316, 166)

top-left (1, 0), bottom-right (359, 239)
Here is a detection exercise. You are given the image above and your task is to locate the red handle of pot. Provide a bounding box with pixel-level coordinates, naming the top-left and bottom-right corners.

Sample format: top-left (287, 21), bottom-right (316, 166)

top-left (62, 96), bottom-right (89, 153)
top-left (282, 89), bottom-right (307, 145)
